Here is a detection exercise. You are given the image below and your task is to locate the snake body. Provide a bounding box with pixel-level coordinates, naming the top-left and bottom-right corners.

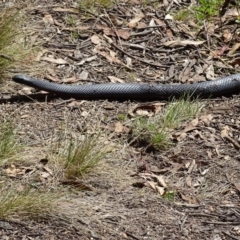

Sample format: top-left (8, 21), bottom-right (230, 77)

top-left (13, 74), bottom-right (240, 100)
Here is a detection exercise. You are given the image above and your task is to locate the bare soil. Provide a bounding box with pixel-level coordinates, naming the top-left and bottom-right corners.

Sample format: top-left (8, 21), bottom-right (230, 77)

top-left (0, 0), bottom-right (240, 239)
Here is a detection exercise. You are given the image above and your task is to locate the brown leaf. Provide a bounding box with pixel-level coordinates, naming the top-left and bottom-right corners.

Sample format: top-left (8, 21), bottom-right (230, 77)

top-left (147, 180), bottom-right (157, 190)
top-left (43, 14), bottom-right (54, 25)
top-left (233, 182), bottom-right (240, 192)
top-left (152, 174), bottom-right (167, 187)
top-left (221, 126), bottom-right (229, 138)
top-left (230, 58), bottom-right (240, 67)
top-left (93, 47), bottom-right (130, 68)
top-left (156, 186), bottom-right (165, 195)
top-left (115, 121), bottom-right (123, 133)
top-left (133, 103), bottom-right (165, 116)
top-left (128, 12), bottom-right (145, 28)
top-left (180, 193), bottom-right (198, 204)
top-left (42, 56), bottom-right (68, 65)
top-left (223, 29), bottom-right (232, 43)
top-left (174, 118), bottom-right (199, 138)
top-left (163, 40), bottom-right (205, 48)
top-left (91, 35), bottom-right (101, 45)
top-left (62, 76), bottom-right (78, 83)
top-left (229, 43), bottom-right (240, 55)
top-left (108, 76), bottom-right (125, 83)
top-left (186, 175), bottom-right (192, 187)
top-left (114, 122), bottom-right (129, 134)
top-left (199, 114), bottom-right (213, 125)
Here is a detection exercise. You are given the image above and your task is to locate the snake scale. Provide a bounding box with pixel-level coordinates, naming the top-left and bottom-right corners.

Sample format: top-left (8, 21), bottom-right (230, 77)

top-left (13, 74), bottom-right (240, 100)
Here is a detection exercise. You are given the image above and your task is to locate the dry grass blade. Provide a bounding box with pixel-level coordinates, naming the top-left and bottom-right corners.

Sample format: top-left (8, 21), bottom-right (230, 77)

top-left (63, 134), bottom-right (108, 179)
top-left (0, 9), bottom-right (32, 82)
top-left (0, 121), bottom-right (21, 166)
top-left (0, 185), bottom-right (61, 219)
top-left (132, 97), bottom-right (205, 150)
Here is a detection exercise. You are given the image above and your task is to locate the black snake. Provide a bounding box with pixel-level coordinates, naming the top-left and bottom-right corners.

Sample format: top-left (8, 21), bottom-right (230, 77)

top-left (13, 74), bottom-right (240, 100)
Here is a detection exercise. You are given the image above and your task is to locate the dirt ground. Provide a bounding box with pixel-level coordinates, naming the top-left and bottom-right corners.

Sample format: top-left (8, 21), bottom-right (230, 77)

top-left (0, 0), bottom-right (240, 239)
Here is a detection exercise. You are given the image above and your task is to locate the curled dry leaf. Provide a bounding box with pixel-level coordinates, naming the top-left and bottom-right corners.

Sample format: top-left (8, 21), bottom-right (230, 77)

top-left (108, 76), bottom-right (125, 83)
top-left (180, 193), bottom-right (198, 204)
top-left (228, 43), bottom-right (240, 55)
top-left (199, 114), bottom-right (213, 125)
top-left (93, 46), bottom-right (131, 69)
top-left (42, 56), bottom-right (68, 65)
top-left (43, 14), bottom-right (54, 25)
top-left (62, 76), bottom-right (78, 83)
top-left (230, 58), bottom-right (240, 67)
top-left (79, 70), bottom-right (89, 80)
top-left (96, 24), bottom-right (131, 40)
top-left (163, 40), bottom-right (205, 48)
top-left (156, 186), bottom-right (165, 195)
top-left (206, 65), bottom-right (214, 80)
top-left (132, 102), bottom-right (165, 116)
top-left (114, 121), bottom-right (129, 134)
top-left (173, 117), bottom-right (199, 140)
top-left (91, 35), bottom-right (101, 45)
top-left (128, 12), bottom-right (145, 28)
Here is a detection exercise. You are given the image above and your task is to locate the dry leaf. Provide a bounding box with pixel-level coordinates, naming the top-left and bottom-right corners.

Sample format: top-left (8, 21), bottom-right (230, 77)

top-left (221, 126), bottom-right (229, 138)
top-left (43, 14), bottom-right (54, 25)
top-left (79, 70), bottom-right (89, 80)
top-left (199, 114), bottom-right (213, 125)
top-left (180, 193), bottom-right (198, 204)
top-left (156, 186), bottom-right (165, 195)
top-left (206, 65), bottom-right (214, 79)
top-left (108, 76), bottom-right (125, 83)
top-left (115, 121), bottom-right (123, 133)
top-left (152, 174), bottom-right (167, 188)
top-left (163, 40), bottom-right (205, 48)
top-left (62, 76), bottom-right (78, 83)
top-left (174, 118), bottom-right (199, 138)
top-left (230, 58), bottom-right (240, 67)
top-left (91, 35), bottom-right (101, 45)
top-left (234, 182), bottom-right (240, 192)
top-left (147, 181), bottom-right (157, 190)
top-left (128, 12), bottom-right (145, 28)
top-left (186, 175), bottom-right (192, 187)
top-left (223, 29), bottom-right (232, 43)
top-left (93, 47), bottom-right (130, 69)
top-left (42, 56), bottom-right (68, 65)
top-left (228, 43), bottom-right (240, 55)
top-left (52, 7), bottom-right (79, 13)
top-left (133, 103), bottom-right (165, 116)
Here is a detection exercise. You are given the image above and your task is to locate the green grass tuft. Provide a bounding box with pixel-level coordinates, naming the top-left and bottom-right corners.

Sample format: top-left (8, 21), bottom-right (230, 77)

top-left (64, 134), bottom-right (108, 179)
top-left (0, 185), bottom-right (60, 219)
top-left (132, 97), bottom-right (205, 150)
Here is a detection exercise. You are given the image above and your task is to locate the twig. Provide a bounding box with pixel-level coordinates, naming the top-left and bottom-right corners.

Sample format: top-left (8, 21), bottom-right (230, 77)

top-left (223, 135), bottom-right (240, 150)
top-left (222, 231), bottom-right (239, 240)
top-left (0, 54), bottom-right (13, 61)
top-left (110, 40), bottom-right (168, 69)
top-left (203, 221), bottom-right (240, 225)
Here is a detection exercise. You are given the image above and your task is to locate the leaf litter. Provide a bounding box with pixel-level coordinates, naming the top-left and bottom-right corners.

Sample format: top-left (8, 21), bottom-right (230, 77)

top-left (0, 0), bottom-right (240, 239)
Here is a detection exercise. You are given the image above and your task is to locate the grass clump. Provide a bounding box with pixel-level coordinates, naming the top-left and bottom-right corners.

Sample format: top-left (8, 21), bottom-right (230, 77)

top-left (0, 122), bottom-right (21, 165)
top-left (63, 134), bottom-right (107, 179)
top-left (132, 97), bottom-right (204, 150)
top-left (0, 185), bottom-right (60, 219)
top-left (195, 0), bottom-right (224, 20)
top-left (174, 9), bottom-right (192, 22)
top-left (0, 9), bottom-right (30, 81)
